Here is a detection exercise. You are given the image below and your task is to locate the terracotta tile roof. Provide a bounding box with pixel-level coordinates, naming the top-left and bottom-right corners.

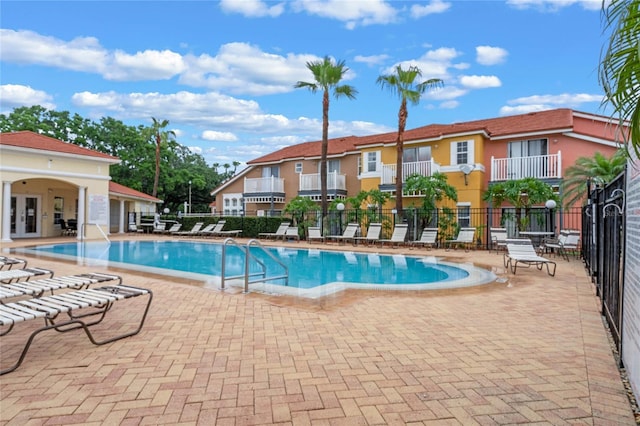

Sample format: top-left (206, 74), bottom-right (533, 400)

top-left (0, 130), bottom-right (119, 162)
top-left (109, 181), bottom-right (162, 203)
top-left (248, 135), bottom-right (364, 164)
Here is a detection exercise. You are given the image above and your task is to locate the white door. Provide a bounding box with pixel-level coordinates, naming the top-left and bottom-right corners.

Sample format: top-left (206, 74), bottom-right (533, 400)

top-left (11, 195), bottom-right (41, 238)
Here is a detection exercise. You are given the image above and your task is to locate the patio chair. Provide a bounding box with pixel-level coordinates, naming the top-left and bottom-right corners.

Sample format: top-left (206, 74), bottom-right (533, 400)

top-left (164, 223), bottom-right (182, 234)
top-left (0, 256), bottom-right (28, 270)
top-left (410, 228), bottom-right (438, 250)
top-left (490, 227), bottom-right (508, 253)
top-left (60, 219), bottom-right (76, 236)
top-left (152, 221), bottom-right (167, 234)
top-left (0, 283), bottom-right (153, 375)
top-left (282, 227), bottom-right (300, 242)
top-left (540, 229), bottom-right (580, 261)
top-left (196, 223), bottom-right (217, 237)
top-left (326, 222), bottom-right (360, 245)
top-left (0, 267), bottom-right (54, 284)
top-left (258, 222), bottom-right (290, 239)
top-left (173, 222), bottom-right (204, 237)
top-left (307, 227), bottom-right (325, 243)
top-left (445, 227), bottom-right (476, 252)
top-left (1, 272), bottom-right (122, 302)
top-left (210, 221), bottom-right (243, 238)
top-left (354, 222), bottom-right (382, 246)
top-left (378, 223), bottom-right (408, 247)
top-left (504, 238), bottom-right (556, 276)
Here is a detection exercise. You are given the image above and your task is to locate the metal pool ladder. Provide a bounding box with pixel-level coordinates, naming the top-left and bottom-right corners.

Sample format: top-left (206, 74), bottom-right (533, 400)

top-left (220, 238), bottom-right (289, 293)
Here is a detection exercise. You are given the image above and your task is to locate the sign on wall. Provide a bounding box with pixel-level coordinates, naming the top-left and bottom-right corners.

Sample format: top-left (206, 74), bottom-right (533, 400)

top-left (88, 194), bottom-right (108, 225)
top-left (623, 148), bottom-right (640, 408)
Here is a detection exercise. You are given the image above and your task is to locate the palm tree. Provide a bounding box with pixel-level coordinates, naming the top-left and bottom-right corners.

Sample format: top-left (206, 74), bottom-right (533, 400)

top-left (150, 117), bottom-right (175, 198)
top-left (377, 64), bottom-right (443, 213)
top-left (295, 56), bottom-right (357, 226)
top-left (600, 0), bottom-right (640, 157)
top-left (562, 150), bottom-right (627, 207)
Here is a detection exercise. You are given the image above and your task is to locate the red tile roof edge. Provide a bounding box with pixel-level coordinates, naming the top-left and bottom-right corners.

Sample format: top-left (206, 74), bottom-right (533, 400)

top-left (0, 130), bottom-right (119, 161)
top-left (109, 181), bottom-right (162, 203)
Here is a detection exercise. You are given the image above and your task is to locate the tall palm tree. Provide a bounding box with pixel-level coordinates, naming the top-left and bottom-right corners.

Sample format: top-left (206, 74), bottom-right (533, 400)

top-left (377, 65), bottom-right (443, 213)
top-left (600, 0), bottom-right (640, 157)
top-left (562, 150), bottom-right (627, 207)
top-left (295, 56), bottom-right (357, 225)
top-left (150, 117), bottom-right (175, 198)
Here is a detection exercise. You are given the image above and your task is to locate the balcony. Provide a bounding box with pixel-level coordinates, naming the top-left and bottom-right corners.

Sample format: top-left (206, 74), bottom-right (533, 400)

top-left (298, 172), bottom-right (347, 201)
top-left (243, 176), bottom-right (285, 203)
top-left (381, 159), bottom-right (440, 185)
top-left (491, 153), bottom-right (561, 181)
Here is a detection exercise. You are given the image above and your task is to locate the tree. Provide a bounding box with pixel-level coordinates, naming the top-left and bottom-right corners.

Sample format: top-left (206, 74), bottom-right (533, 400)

top-left (599, 0), bottom-right (640, 157)
top-left (482, 178), bottom-right (558, 232)
top-left (404, 172), bottom-right (458, 227)
top-left (295, 56), bottom-right (357, 227)
top-left (150, 118), bottom-right (175, 198)
top-left (376, 64), bottom-right (443, 213)
top-left (562, 150), bottom-right (627, 207)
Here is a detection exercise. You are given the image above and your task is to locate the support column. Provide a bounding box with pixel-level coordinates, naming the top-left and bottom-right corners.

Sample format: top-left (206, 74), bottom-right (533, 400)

top-left (1, 181), bottom-right (12, 243)
top-left (77, 186), bottom-right (86, 240)
top-left (119, 199), bottom-right (125, 234)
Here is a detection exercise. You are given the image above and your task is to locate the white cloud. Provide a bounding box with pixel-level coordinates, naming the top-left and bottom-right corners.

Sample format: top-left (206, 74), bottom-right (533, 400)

top-left (290, 0), bottom-right (398, 28)
top-left (220, 0), bottom-right (285, 17)
top-left (476, 46), bottom-right (508, 66)
top-left (500, 92), bottom-right (603, 115)
top-left (427, 86), bottom-right (467, 101)
top-left (202, 130), bottom-right (238, 142)
top-left (459, 75), bottom-right (502, 89)
top-left (439, 100), bottom-right (459, 109)
top-left (0, 84), bottom-right (56, 111)
top-left (410, 0), bottom-right (451, 18)
top-left (107, 50), bottom-right (186, 81)
top-left (354, 54), bottom-right (390, 66)
top-left (506, 0), bottom-right (603, 11)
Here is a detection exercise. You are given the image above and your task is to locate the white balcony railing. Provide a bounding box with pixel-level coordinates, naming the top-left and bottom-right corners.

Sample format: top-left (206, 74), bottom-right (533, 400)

top-left (243, 176), bottom-right (285, 193)
top-left (381, 159), bottom-right (440, 185)
top-left (299, 171), bottom-right (346, 191)
top-left (491, 152), bottom-right (561, 181)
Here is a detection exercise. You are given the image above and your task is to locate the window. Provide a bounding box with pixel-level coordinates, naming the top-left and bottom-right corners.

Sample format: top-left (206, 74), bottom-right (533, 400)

top-left (457, 204), bottom-right (471, 228)
top-left (403, 146), bottom-right (431, 163)
top-left (366, 151), bottom-right (379, 172)
top-left (53, 197), bottom-right (64, 225)
top-left (327, 159), bottom-right (340, 173)
top-left (262, 166), bottom-right (280, 178)
top-left (450, 140), bottom-right (474, 165)
top-left (508, 139), bottom-right (547, 158)
top-left (295, 162), bottom-right (302, 173)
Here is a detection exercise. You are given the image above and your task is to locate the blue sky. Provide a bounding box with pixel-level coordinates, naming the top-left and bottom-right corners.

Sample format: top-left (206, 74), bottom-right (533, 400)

top-left (1, 0), bottom-right (609, 168)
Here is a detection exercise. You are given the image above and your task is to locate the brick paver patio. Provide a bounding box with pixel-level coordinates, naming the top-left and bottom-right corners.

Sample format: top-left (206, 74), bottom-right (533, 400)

top-left (1, 235), bottom-right (636, 425)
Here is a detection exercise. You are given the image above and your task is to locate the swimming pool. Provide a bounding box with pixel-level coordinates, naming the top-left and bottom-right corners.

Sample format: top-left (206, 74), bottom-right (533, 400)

top-left (14, 240), bottom-right (496, 298)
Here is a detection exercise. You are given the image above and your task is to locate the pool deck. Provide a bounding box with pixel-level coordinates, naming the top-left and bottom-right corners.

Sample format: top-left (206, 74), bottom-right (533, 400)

top-left (1, 235), bottom-right (637, 425)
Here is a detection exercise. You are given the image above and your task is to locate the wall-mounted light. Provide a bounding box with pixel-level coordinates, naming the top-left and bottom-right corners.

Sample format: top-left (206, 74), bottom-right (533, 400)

top-left (459, 164), bottom-right (476, 186)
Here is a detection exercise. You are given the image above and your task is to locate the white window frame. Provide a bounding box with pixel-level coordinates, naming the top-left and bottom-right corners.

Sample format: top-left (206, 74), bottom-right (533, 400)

top-left (295, 162), bottom-right (302, 173)
top-left (456, 202), bottom-right (471, 228)
top-left (450, 140), bottom-right (475, 166)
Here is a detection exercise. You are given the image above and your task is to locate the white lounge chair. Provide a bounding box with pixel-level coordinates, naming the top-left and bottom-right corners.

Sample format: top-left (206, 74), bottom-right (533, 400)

top-left (378, 223), bottom-right (408, 247)
top-left (540, 230), bottom-right (580, 261)
top-left (0, 256), bottom-right (28, 270)
top-left (411, 228), bottom-right (438, 250)
top-left (327, 223), bottom-right (359, 245)
top-left (0, 267), bottom-right (54, 284)
top-left (259, 222), bottom-right (290, 239)
top-left (445, 227), bottom-right (476, 252)
top-left (307, 226), bottom-right (325, 243)
top-left (283, 227), bottom-right (300, 241)
top-left (504, 238), bottom-right (556, 276)
top-left (490, 227), bottom-right (508, 253)
top-left (173, 222), bottom-right (204, 237)
top-left (354, 222), bottom-right (382, 246)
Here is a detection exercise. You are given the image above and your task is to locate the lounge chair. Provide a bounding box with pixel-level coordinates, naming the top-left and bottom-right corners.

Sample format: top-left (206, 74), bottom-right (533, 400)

top-left (173, 222), bottom-right (204, 237)
top-left (0, 256), bottom-right (28, 270)
top-left (354, 223), bottom-right (382, 246)
top-left (283, 227), bottom-right (300, 241)
top-left (1, 272), bottom-right (122, 301)
top-left (326, 223), bottom-right (359, 245)
top-left (540, 230), bottom-right (580, 261)
top-left (0, 267), bottom-right (54, 284)
top-left (210, 220), bottom-right (243, 238)
top-left (445, 227), bottom-right (476, 252)
top-left (504, 238), bottom-right (556, 276)
top-left (410, 228), bottom-right (438, 250)
top-left (378, 223), bottom-right (408, 247)
top-left (259, 222), bottom-right (290, 239)
top-left (196, 223), bottom-right (217, 236)
top-left (0, 283), bottom-right (153, 374)
top-left (490, 227), bottom-right (508, 253)
top-left (152, 221), bottom-right (167, 234)
top-left (164, 223), bottom-right (182, 234)
top-left (307, 226), bottom-right (325, 243)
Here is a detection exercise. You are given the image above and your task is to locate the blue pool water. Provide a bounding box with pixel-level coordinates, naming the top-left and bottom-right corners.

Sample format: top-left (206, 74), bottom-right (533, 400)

top-left (15, 240), bottom-right (496, 296)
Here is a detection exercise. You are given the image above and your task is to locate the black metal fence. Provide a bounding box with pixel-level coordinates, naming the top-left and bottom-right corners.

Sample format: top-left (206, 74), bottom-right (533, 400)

top-left (582, 172), bottom-right (626, 353)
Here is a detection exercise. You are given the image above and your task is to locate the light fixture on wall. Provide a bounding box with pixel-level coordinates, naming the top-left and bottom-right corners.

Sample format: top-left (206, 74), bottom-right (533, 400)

top-left (459, 164), bottom-right (476, 186)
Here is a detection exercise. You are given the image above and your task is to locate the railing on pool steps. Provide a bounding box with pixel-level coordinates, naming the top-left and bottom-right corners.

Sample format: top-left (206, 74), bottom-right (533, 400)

top-left (220, 238), bottom-right (289, 293)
